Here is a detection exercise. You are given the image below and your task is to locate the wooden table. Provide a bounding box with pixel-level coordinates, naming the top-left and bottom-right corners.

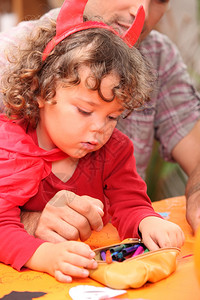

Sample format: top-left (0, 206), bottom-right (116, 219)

top-left (0, 196), bottom-right (199, 299)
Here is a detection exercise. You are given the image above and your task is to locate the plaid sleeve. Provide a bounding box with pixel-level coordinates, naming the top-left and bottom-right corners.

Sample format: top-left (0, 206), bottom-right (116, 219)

top-left (141, 30), bottom-right (200, 162)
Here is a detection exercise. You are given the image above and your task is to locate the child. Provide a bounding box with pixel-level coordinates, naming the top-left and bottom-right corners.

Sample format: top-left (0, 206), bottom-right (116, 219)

top-left (0, 0), bottom-right (184, 283)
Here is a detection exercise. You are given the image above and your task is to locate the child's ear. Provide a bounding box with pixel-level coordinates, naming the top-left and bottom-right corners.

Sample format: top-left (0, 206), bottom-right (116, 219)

top-left (37, 96), bottom-right (45, 108)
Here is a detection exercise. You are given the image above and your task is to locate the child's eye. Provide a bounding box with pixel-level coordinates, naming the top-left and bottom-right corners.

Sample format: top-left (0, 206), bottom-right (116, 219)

top-left (155, 0), bottom-right (170, 3)
top-left (108, 115), bottom-right (120, 121)
top-left (77, 107), bottom-right (92, 116)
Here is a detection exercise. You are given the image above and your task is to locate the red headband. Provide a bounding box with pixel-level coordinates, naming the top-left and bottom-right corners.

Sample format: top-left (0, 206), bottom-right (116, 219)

top-left (42, 0), bottom-right (145, 61)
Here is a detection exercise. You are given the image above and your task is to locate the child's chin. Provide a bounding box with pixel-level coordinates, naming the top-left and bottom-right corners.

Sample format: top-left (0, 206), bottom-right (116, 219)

top-left (71, 151), bottom-right (88, 159)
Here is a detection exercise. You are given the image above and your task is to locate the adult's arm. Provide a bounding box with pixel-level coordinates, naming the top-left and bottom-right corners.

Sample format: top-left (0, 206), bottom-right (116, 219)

top-left (143, 31), bottom-right (200, 233)
top-left (172, 120), bottom-right (200, 233)
top-left (21, 190), bottom-right (104, 243)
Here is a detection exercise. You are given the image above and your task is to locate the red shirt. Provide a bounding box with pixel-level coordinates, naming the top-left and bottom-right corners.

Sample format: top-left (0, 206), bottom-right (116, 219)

top-left (0, 115), bottom-right (160, 270)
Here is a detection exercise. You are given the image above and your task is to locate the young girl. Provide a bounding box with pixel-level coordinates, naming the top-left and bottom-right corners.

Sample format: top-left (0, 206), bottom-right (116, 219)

top-left (0, 0), bottom-right (184, 283)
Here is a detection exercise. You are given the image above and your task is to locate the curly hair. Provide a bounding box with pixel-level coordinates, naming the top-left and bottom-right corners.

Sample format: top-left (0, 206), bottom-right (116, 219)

top-left (1, 19), bottom-right (156, 128)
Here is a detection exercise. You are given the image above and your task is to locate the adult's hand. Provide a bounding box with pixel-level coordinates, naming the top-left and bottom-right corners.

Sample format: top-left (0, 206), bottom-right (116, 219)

top-left (21, 190), bottom-right (104, 242)
top-left (186, 191), bottom-right (200, 233)
top-left (185, 162), bottom-right (200, 234)
top-left (172, 120), bottom-right (200, 233)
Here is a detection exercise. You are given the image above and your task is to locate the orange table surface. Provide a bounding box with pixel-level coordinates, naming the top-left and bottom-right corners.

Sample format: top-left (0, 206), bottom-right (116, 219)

top-left (0, 196), bottom-right (199, 299)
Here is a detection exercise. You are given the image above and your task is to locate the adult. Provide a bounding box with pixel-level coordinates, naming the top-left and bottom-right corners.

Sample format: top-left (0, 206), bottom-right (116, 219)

top-left (1, 0), bottom-right (200, 240)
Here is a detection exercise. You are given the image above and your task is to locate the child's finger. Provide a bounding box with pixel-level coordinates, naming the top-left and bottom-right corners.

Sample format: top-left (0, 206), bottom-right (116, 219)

top-left (66, 241), bottom-right (96, 259)
top-left (156, 233), bottom-right (172, 248)
top-left (175, 228), bottom-right (185, 248)
top-left (142, 235), bottom-right (160, 251)
top-left (179, 230), bottom-right (185, 247)
top-left (170, 230), bottom-right (185, 249)
top-left (62, 251), bottom-right (98, 270)
top-left (55, 270), bottom-right (73, 283)
top-left (57, 262), bottom-right (90, 280)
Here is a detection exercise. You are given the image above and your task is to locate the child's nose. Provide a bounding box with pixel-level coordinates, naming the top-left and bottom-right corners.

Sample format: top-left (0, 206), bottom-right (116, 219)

top-left (90, 119), bottom-right (106, 133)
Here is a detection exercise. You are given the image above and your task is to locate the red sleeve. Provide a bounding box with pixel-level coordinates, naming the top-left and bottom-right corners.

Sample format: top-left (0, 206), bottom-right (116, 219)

top-left (0, 116), bottom-right (68, 270)
top-left (104, 129), bottom-right (162, 240)
top-left (0, 207), bottom-right (44, 270)
top-left (0, 151), bottom-right (49, 270)
top-left (0, 116), bottom-right (50, 269)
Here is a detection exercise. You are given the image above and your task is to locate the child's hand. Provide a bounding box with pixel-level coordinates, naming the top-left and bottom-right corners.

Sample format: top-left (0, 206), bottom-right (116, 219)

top-left (25, 241), bottom-right (98, 283)
top-left (138, 216), bottom-right (185, 251)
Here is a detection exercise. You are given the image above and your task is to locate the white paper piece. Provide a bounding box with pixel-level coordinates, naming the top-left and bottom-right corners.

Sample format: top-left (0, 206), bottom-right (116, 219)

top-left (69, 285), bottom-right (127, 300)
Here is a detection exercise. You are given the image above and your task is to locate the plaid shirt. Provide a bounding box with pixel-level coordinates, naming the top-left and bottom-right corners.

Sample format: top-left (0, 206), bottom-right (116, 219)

top-left (117, 30), bottom-right (200, 179)
top-left (0, 10), bottom-right (199, 179)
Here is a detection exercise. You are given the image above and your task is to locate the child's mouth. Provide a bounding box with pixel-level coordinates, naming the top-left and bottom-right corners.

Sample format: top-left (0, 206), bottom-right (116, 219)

top-left (81, 142), bottom-right (98, 151)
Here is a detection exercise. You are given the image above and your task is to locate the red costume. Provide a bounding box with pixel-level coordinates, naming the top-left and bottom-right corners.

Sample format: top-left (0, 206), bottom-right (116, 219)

top-left (0, 115), bottom-right (160, 270)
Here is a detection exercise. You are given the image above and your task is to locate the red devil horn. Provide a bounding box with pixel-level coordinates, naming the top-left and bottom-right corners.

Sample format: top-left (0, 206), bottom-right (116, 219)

top-left (56, 0), bottom-right (88, 37)
top-left (122, 5), bottom-right (145, 47)
top-left (42, 1), bottom-right (145, 61)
